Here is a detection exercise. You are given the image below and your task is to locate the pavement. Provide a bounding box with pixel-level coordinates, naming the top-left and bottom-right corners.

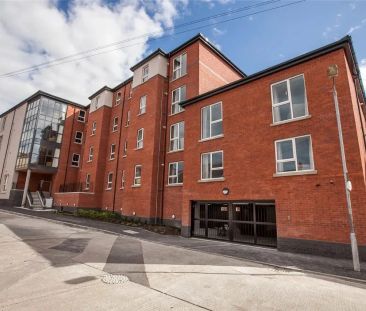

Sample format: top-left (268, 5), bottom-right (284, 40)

top-left (1, 208), bottom-right (366, 310)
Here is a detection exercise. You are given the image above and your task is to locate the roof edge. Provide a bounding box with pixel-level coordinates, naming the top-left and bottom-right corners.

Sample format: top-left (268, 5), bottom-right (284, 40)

top-left (88, 86), bottom-right (112, 100)
top-left (130, 48), bottom-right (167, 71)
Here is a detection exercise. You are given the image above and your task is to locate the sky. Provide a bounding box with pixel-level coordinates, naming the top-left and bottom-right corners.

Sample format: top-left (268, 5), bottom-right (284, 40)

top-left (0, 0), bottom-right (366, 113)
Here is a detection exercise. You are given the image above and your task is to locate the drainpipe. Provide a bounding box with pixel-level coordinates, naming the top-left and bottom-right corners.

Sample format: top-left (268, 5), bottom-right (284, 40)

top-left (112, 86), bottom-right (127, 212)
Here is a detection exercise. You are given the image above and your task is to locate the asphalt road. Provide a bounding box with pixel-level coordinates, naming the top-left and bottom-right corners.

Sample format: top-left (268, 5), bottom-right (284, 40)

top-left (1, 210), bottom-right (366, 311)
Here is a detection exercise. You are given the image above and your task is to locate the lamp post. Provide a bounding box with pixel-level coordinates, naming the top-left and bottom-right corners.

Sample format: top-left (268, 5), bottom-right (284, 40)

top-left (328, 64), bottom-right (360, 272)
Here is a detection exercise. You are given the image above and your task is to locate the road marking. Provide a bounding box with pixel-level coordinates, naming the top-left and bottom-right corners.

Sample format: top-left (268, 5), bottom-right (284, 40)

top-left (123, 230), bottom-right (139, 235)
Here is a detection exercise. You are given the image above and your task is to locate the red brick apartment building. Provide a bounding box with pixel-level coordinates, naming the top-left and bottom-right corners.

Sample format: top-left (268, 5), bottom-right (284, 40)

top-left (1, 34), bottom-right (366, 259)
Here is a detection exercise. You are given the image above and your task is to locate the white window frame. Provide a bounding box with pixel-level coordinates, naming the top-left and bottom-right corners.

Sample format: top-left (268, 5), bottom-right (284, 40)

top-left (126, 110), bottom-right (130, 127)
top-left (71, 153), bottom-right (80, 167)
top-left (88, 146), bottom-right (94, 162)
top-left (123, 141), bottom-right (127, 156)
top-left (85, 173), bottom-right (91, 190)
top-left (201, 102), bottom-right (223, 140)
top-left (74, 131), bottom-right (83, 144)
top-left (173, 53), bottom-right (187, 80)
top-left (121, 170), bottom-right (125, 189)
top-left (139, 95), bottom-right (147, 115)
top-left (168, 161), bottom-right (184, 185)
top-left (91, 121), bottom-right (96, 136)
top-left (1, 174), bottom-right (9, 192)
top-left (112, 117), bottom-right (118, 132)
top-left (201, 150), bottom-right (224, 180)
top-left (142, 64), bottom-right (149, 83)
top-left (171, 86), bottom-right (186, 115)
top-left (115, 92), bottom-right (121, 106)
top-left (134, 165), bottom-right (142, 186)
top-left (271, 74), bottom-right (308, 124)
top-left (110, 144), bottom-right (116, 160)
top-left (78, 110), bottom-right (86, 122)
top-left (106, 172), bottom-right (113, 190)
top-left (170, 121), bottom-right (184, 151)
top-left (136, 128), bottom-right (144, 149)
top-left (274, 135), bottom-right (314, 174)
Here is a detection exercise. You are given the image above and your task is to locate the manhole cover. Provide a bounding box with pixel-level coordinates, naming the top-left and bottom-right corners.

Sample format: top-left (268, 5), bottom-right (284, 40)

top-left (102, 274), bottom-right (129, 284)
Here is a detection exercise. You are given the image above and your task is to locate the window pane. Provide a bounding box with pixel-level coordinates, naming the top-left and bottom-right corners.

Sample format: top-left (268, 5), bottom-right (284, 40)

top-left (211, 122), bottom-right (222, 137)
top-left (180, 86), bottom-right (186, 101)
top-left (172, 89), bottom-right (179, 103)
top-left (290, 76), bottom-right (306, 118)
top-left (202, 154), bottom-right (210, 179)
top-left (179, 122), bottom-right (184, 149)
top-left (277, 140), bottom-right (293, 160)
top-left (169, 163), bottom-right (177, 176)
top-left (181, 54), bottom-right (187, 76)
top-left (212, 152), bottom-right (222, 168)
top-left (212, 168), bottom-right (223, 178)
top-left (273, 103), bottom-right (291, 122)
top-left (178, 162), bottom-right (184, 183)
top-left (211, 103), bottom-right (222, 121)
top-left (202, 106), bottom-right (210, 139)
top-left (295, 136), bottom-right (311, 170)
top-left (277, 161), bottom-right (296, 172)
top-left (272, 81), bottom-right (288, 104)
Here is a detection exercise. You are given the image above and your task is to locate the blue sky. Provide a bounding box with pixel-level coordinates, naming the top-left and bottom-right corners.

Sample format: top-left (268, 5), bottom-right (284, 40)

top-left (1, 0), bottom-right (365, 112)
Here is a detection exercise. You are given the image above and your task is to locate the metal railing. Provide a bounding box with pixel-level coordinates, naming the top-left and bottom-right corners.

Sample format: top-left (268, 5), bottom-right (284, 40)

top-left (58, 182), bottom-right (94, 193)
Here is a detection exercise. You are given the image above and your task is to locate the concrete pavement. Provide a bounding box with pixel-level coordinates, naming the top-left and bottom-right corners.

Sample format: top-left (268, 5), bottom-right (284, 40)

top-left (1, 210), bottom-right (366, 310)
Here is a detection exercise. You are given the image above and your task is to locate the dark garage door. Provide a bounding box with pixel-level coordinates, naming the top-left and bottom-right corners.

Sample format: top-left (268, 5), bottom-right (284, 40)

top-left (191, 201), bottom-right (277, 247)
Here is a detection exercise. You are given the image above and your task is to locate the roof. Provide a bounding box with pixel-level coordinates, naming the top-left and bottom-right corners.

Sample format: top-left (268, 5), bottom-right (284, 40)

top-left (0, 90), bottom-right (85, 118)
top-left (181, 35), bottom-right (366, 108)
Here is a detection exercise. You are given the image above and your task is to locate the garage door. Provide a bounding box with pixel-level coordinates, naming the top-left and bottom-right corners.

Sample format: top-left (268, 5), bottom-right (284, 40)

top-left (191, 201), bottom-right (277, 247)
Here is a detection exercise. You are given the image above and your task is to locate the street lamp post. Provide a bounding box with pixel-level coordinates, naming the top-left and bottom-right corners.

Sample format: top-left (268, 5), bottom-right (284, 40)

top-left (328, 64), bottom-right (360, 272)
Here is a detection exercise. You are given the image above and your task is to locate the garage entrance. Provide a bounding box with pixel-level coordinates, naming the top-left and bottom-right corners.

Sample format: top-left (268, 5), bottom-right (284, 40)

top-left (191, 201), bottom-right (277, 247)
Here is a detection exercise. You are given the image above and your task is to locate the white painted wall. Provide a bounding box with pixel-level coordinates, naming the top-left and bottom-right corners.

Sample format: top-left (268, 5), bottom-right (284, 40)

top-left (132, 54), bottom-right (168, 88)
top-left (0, 104), bottom-right (26, 199)
top-left (89, 90), bottom-right (113, 113)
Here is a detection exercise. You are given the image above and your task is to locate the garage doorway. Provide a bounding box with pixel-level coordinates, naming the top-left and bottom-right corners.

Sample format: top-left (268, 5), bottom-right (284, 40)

top-left (191, 201), bottom-right (277, 247)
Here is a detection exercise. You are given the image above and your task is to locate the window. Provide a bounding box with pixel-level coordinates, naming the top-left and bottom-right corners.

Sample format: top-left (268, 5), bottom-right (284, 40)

top-left (134, 165), bottom-right (142, 186)
top-left (126, 110), bottom-right (130, 126)
top-left (88, 146), bottom-right (94, 162)
top-left (1, 116), bottom-right (6, 131)
top-left (170, 122), bottom-right (184, 151)
top-left (116, 92), bottom-right (121, 105)
top-left (74, 131), bottom-right (83, 144)
top-left (1, 174), bottom-right (9, 192)
top-left (121, 170), bottom-right (125, 189)
top-left (106, 172), bottom-right (113, 190)
top-left (91, 121), bottom-right (96, 135)
top-left (275, 135), bottom-right (314, 173)
top-left (78, 110), bottom-right (85, 122)
top-left (123, 141), bottom-right (127, 156)
top-left (0, 136), bottom-right (3, 152)
top-left (201, 151), bottom-right (224, 180)
top-left (139, 95), bottom-right (147, 115)
top-left (168, 162), bottom-right (184, 185)
top-left (71, 153), bottom-right (80, 167)
top-left (171, 86), bottom-right (186, 115)
top-left (202, 102), bottom-right (223, 140)
top-left (95, 96), bottom-right (100, 110)
top-left (173, 53), bottom-right (187, 80)
top-left (112, 117), bottom-right (118, 132)
top-left (142, 64), bottom-right (149, 82)
top-left (85, 174), bottom-right (91, 190)
top-left (110, 144), bottom-right (116, 160)
top-left (271, 74), bottom-right (308, 123)
top-left (136, 128), bottom-right (144, 149)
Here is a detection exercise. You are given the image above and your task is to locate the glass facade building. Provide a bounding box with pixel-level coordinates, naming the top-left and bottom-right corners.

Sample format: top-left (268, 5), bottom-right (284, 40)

top-left (16, 96), bottom-right (67, 171)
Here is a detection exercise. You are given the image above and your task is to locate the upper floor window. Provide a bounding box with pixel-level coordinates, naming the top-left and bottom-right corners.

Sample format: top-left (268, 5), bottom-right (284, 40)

top-left (91, 121), bottom-right (96, 135)
top-left (201, 150), bottom-right (224, 180)
top-left (173, 53), bottom-right (187, 80)
top-left (121, 170), bottom-right (125, 189)
top-left (123, 141), bottom-right (127, 156)
top-left (136, 128), bottom-right (144, 149)
top-left (202, 102), bottom-right (222, 140)
top-left (139, 95), bottom-right (147, 115)
top-left (85, 173), bottom-right (91, 190)
top-left (0, 116), bottom-right (7, 132)
top-left (171, 85), bottom-right (186, 115)
top-left (170, 121), bottom-right (184, 151)
top-left (116, 92), bottom-right (121, 105)
top-left (95, 96), bottom-right (100, 110)
top-left (134, 165), bottom-right (142, 186)
top-left (110, 144), bottom-right (116, 160)
top-left (142, 64), bottom-right (149, 82)
top-left (112, 117), bottom-right (118, 132)
top-left (71, 153), bottom-right (80, 167)
top-left (74, 131), bottom-right (83, 144)
top-left (126, 110), bottom-right (130, 127)
top-left (88, 146), bottom-right (94, 162)
top-left (106, 172), bottom-right (113, 190)
top-left (271, 74), bottom-right (308, 123)
top-left (78, 110), bottom-right (86, 122)
top-left (168, 161), bottom-right (184, 185)
top-left (275, 135), bottom-right (314, 173)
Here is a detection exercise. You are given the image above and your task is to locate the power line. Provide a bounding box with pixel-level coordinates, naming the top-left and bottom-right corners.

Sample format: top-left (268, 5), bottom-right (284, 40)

top-left (0, 0), bottom-right (305, 78)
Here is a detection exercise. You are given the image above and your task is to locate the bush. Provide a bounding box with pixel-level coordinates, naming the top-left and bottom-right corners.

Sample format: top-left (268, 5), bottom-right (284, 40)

top-left (77, 209), bottom-right (122, 223)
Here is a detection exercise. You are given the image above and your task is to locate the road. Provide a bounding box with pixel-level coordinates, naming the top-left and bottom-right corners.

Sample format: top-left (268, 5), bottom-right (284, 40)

top-left (0, 210), bottom-right (366, 310)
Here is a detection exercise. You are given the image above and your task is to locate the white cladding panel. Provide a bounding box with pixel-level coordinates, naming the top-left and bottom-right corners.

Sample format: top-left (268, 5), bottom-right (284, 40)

top-left (132, 54), bottom-right (168, 88)
top-left (89, 90), bottom-right (113, 113)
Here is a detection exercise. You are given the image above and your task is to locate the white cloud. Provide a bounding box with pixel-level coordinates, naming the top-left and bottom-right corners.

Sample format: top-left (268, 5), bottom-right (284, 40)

top-left (361, 59), bottom-right (366, 90)
top-left (213, 27), bottom-right (225, 36)
top-left (347, 25), bottom-right (362, 34)
top-left (0, 0), bottom-right (186, 113)
top-left (349, 3), bottom-right (356, 10)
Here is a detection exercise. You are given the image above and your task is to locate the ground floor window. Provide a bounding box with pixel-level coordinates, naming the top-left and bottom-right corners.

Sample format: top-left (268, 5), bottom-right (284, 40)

top-left (168, 161), bottom-right (184, 185)
top-left (134, 165), bottom-right (142, 186)
top-left (201, 150), bottom-right (223, 180)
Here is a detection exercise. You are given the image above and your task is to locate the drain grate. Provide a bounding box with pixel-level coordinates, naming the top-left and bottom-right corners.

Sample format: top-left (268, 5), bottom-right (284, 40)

top-left (102, 274), bottom-right (129, 284)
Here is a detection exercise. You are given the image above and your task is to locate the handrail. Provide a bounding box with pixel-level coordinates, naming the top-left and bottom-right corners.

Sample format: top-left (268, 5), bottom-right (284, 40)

top-left (27, 190), bottom-right (33, 207)
top-left (38, 191), bottom-right (46, 207)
